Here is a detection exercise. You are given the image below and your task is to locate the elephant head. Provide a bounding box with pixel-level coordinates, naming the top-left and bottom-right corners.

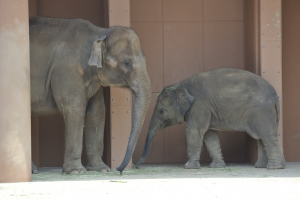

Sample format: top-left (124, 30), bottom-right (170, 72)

top-left (135, 87), bottom-right (194, 168)
top-left (88, 27), bottom-right (151, 174)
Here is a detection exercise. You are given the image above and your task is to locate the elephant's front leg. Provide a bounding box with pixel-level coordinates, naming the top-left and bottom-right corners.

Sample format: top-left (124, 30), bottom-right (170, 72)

top-left (61, 103), bottom-right (87, 175)
top-left (184, 108), bottom-right (211, 169)
top-left (184, 127), bottom-right (203, 169)
top-left (84, 88), bottom-right (110, 172)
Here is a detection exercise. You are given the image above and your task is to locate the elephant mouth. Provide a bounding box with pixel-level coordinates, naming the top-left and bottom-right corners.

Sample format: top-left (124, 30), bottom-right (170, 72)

top-left (159, 119), bottom-right (176, 130)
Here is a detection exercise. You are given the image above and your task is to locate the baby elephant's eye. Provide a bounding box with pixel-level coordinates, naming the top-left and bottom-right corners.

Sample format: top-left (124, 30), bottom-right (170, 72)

top-left (159, 109), bottom-right (165, 115)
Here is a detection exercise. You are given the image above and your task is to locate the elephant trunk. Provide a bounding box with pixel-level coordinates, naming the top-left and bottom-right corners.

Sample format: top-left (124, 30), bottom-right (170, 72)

top-left (116, 73), bottom-right (151, 174)
top-left (135, 116), bottom-right (160, 168)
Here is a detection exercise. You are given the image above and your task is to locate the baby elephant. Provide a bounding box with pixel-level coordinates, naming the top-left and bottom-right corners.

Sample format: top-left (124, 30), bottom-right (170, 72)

top-left (136, 68), bottom-right (285, 169)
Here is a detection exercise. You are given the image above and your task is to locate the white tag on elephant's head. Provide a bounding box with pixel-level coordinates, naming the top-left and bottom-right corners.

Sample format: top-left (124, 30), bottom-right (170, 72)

top-left (88, 35), bottom-right (106, 68)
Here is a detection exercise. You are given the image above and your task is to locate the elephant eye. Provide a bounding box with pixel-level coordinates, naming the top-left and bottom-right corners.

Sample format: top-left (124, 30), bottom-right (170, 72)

top-left (123, 60), bottom-right (132, 69)
top-left (159, 109), bottom-right (165, 115)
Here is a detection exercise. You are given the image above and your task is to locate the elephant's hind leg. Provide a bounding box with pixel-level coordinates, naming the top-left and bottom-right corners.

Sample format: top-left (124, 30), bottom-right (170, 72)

top-left (204, 130), bottom-right (226, 168)
top-left (255, 139), bottom-right (268, 168)
top-left (84, 88), bottom-right (110, 172)
top-left (247, 110), bottom-right (286, 169)
top-left (260, 134), bottom-right (285, 169)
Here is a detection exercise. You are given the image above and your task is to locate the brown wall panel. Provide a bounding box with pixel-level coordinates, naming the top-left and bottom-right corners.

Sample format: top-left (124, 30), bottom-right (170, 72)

top-left (131, 0), bottom-right (162, 22)
top-left (164, 124), bottom-right (188, 163)
top-left (31, 117), bottom-right (39, 168)
top-left (37, 0), bottom-right (105, 27)
top-left (245, 0), bottom-right (260, 74)
top-left (28, 0), bottom-right (37, 17)
top-left (133, 93), bottom-right (165, 164)
top-left (163, 0), bottom-right (203, 22)
top-left (204, 0), bottom-right (244, 21)
top-left (39, 114), bottom-right (65, 167)
top-left (204, 21), bottom-right (244, 71)
top-left (218, 132), bottom-right (246, 162)
top-left (282, 1), bottom-right (300, 161)
top-left (164, 22), bottom-right (203, 86)
top-left (131, 0), bottom-right (247, 165)
top-left (131, 22), bottom-right (164, 92)
top-left (244, 0), bottom-right (260, 164)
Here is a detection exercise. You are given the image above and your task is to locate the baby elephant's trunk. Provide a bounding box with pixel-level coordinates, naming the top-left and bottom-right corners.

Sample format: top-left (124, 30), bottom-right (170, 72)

top-left (135, 118), bottom-right (160, 168)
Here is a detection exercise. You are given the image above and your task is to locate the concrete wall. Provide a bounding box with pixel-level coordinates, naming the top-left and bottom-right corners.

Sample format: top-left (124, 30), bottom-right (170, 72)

top-left (0, 0), bottom-right (31, 182)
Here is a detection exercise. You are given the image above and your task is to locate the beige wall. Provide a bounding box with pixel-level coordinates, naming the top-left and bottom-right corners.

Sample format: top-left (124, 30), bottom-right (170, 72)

top-left (0, 0), bottom-right (31, 182)
top-left (131, 0), bottom-right (247, 164)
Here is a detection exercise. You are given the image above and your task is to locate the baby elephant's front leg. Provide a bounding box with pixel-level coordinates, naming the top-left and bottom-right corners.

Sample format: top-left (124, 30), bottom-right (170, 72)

top-left (204, 130), bottom-right (226, 168)
top-left (184, 127), bottom-right (206, 169)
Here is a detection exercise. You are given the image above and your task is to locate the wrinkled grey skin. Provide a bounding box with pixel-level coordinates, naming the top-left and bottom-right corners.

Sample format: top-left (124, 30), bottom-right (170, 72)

top-left (136, 68), bottom-right (285, 169)
top-left (30, 16), bottom-right (151, 175)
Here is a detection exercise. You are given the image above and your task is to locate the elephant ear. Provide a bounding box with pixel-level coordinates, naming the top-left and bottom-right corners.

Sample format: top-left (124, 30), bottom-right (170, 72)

top-left (88, 35), bottom-right (106, 68)
top-left (176, 88), bottom-right (195, 116)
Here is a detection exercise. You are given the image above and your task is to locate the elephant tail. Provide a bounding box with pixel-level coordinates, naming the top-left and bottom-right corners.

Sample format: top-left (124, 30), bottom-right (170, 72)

top-left (275, 95), bottom-right (280, 127)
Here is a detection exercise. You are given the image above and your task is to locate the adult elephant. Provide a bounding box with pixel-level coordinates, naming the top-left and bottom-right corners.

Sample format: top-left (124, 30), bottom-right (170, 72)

top-left (30, 16), bottom-right (151, 175)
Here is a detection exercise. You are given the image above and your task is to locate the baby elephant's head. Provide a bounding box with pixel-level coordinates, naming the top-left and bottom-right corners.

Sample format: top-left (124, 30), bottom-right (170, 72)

top-left (153, 87), bottom-right (195, 130)
top-left (135, 86), bottom-right (194, 168)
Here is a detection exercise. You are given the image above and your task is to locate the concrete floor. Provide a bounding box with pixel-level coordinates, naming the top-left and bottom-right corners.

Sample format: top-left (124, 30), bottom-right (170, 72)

top-left (0, 162), bottom-right (300, 199)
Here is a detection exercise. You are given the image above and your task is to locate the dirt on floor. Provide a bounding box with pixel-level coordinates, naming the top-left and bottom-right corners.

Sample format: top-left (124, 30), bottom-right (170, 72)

top-left (31, 162), bottom-right (300, 182)
top-left (1, 163), bottom-right (300, 200)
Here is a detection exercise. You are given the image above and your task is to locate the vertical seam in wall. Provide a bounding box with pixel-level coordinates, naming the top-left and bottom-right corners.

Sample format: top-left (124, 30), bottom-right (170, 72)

top-left (162, 0), bottom-right (165, 164)
top-left (257, 0), bottom-right (261, 75)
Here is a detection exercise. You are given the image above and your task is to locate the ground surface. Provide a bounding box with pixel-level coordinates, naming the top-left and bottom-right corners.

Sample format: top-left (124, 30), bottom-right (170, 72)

top-left (0, 163), bottom-right (300, 199)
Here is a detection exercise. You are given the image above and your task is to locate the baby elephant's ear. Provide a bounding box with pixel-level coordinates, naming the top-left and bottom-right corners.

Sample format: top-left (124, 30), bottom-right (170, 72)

top-left (88, 35), bottom-right (106, 68)
top-left (176, 88), bottom-right (195, 116)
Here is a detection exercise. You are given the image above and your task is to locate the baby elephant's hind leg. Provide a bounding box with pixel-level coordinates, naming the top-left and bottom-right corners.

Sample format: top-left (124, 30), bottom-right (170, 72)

top-left (260, 134), bottom-right (286, 169)
top-left (255, 139), bottom-right (268, 168)
top-left (204, 130), bottom-right (226, 168)
top-left (248, 110), bottom-right (286, 169)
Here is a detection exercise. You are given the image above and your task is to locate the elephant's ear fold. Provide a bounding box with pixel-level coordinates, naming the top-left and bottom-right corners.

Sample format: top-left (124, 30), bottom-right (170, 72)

top-left (88, 35), bottom-right (106, 68)
top-left (176, 88), bottom-right (195, 116)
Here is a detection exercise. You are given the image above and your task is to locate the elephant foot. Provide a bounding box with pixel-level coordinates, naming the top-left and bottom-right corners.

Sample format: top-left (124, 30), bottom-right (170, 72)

top-left (86, 163), bottom-right (111, 172)
top-left (62, 163), bottom-right (86, 175)
top-left (266, 160), bottom-right (286, 169)
top-left (32, 162), bottom-right (38, 174)
top-left (210, 160), bottom-right (226, 168)
top-left (184, 161), bottom-right (200, 169)
top-left (255, 159), bottom-right (268, 168)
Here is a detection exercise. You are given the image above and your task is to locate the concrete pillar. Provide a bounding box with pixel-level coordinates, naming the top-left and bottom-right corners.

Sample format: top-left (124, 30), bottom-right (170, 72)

top-left (260, 0), bottom-right (283, 148)
top-left (108, 0), bottom-right (132, 169)
top-left (0, 0), bottom-right (31, 182)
